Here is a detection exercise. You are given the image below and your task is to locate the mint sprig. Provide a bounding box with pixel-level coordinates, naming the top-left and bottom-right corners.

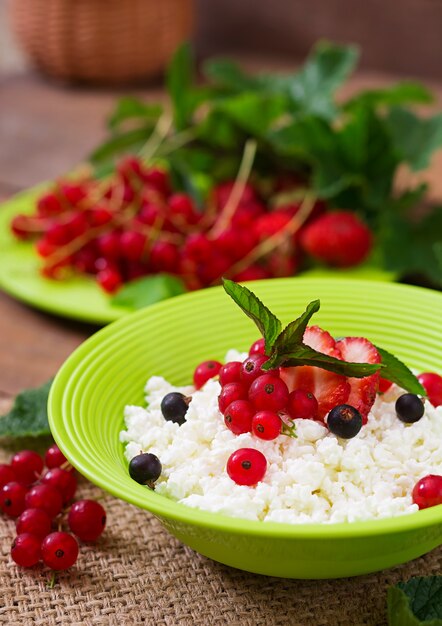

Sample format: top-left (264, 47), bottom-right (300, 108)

top-left (222, 279), bottom-right (281, 354)
top-left (222, 279), bottom-right (425, 392)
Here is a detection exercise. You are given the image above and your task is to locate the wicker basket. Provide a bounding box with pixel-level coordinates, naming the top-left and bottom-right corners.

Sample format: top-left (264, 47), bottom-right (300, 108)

top-left (10, 0), bottom-right (194, 84)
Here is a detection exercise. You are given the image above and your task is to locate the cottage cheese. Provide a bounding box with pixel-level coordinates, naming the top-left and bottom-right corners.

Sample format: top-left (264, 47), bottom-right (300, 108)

top-left (120, 355), bottom-right (442, 524)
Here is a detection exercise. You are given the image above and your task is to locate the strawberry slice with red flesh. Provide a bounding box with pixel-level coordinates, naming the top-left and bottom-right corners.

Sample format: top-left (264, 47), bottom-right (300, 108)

top-left (335, 337), bottom-right (381, 424)
top-left (280, 326), bottom-right (350, 422)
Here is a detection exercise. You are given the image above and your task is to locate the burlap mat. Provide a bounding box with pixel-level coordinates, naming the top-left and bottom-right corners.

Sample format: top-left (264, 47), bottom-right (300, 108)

top-left (0, 440), bottom-right (441, 626)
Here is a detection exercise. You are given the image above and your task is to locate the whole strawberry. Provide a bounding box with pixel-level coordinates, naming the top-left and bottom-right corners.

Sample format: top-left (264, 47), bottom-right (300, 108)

top-left (300, 211), bottom-right (372, 267)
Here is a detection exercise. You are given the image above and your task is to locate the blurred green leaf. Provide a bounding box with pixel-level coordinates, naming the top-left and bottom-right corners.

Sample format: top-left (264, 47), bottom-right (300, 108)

top-left (111, 274), bottom-right (186, 310)
top-left (388, 577), bottom-right (442, 625)
top-left (89, 127), bottom-right (150, 164)
top-left (0, 380), bottom-right (53, 438)
top-left (108, 97), bottom-right (163, 131)
top-left (386, 107), bottom-right (442, 170)
top-left (344, 82), bottom-right (434, 111)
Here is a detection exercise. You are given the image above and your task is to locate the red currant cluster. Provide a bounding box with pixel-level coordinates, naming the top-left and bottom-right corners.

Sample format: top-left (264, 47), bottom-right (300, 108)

top-left (191, 340), bottom-right (319, 487)
top-left (10, 158), bottom-right (326, 293)
top-left (0, 445), bottom-right (106, 571)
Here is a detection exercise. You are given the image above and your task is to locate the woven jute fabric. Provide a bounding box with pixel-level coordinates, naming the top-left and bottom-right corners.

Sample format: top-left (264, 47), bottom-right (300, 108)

top-left (0, 441), bottom-right (441, 626)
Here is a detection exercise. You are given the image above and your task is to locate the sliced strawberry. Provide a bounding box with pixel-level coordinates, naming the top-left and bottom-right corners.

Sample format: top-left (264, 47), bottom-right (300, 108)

top-left (336, 337), bottom-right (381, 424)
top-left (280, 326), bottom-right (350, 421)
top-left (303, 326), bottom-right (341, 358)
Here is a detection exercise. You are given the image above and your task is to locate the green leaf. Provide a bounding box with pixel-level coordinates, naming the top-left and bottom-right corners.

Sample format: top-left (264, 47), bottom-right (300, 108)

top-left (197, 109), bottom-right (245, 150)
top-left (344, 82), bottom-right (434, 111)
top-left (0, 380), bottom-right (53, 438)
top-left (386, 107), bottom-right (442, 171)
top-left (202, 58), bottom-right (261, 92)
top-left (272, 300), bottom-right (320, 354)
top-left (378, 209), bottom-right (442, 287)
top-left (89, 127), bottom-right (151, 164)
top-left (388, 577), bottom-right (442, 625)
top-left (376, 346), bottom-right (426, 395)
top-left (111, 274), bottom-right (186, 310)
top-left (265, 343), bottom-right (382, 377)
top-left (222, 279), bottom-right (282, 353)
top-left (286, 40), bottom-right (359, 119)
top-left (166, 42), bottom-right (196, 131)
top-left (217, 92), bottom-right (288, 137)
top-left (108, 97), bottom-right (163, 131)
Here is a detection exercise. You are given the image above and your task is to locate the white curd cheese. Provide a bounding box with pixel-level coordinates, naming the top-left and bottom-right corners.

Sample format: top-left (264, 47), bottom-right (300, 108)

top-left (119, 362), bottom-right (442, 524)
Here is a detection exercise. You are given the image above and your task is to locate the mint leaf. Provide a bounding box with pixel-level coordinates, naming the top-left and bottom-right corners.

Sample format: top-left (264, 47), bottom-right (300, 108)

top-left (286, 40), bottom-right (358, 119)
top-left (108, 97), bottom-right (163, 131)
top-left (166, 42), bottom-right (198, 131)
top-left (272, 300), bottom-right (320, 354)
top-left (111, 274), bottom-right (186, 310)
top-left (0, 380), bottom-right (53, 438)
top-left (344, 82), bottom-right (434, 111)
top-left (388, 577), bottom-right (442, 625)
top-left (376, 346), bottom-right (426, 395)
top-left (222, 279), bottom-right (282, 353)
top-left (265, 343), bottom-right (382, 377)
top-left (386, 107), bottom-right (442, 171)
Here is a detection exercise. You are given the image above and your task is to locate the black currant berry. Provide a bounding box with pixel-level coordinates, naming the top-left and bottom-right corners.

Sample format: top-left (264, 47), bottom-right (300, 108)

top-left (129, 453), bottom-right (162, 486)
top-left (395, 394), bottom-right (425, 423)
top-left (327, 404), bottom-right (362, 439)
top-left (160, 392), bottom-right (189, 425)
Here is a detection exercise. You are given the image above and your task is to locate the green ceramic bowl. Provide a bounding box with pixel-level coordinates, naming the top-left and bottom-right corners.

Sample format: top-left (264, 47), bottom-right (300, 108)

top-left (48, 278), bottom-right (442, 579)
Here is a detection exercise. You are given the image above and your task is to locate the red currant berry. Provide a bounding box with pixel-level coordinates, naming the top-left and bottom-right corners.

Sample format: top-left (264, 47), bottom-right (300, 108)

top-left (60, 183), bottom-right (86, 206)
top-left (240, 354), bottom-right (278, 387)
top-left (249, 375), bottom-right (289, 412)
top-left (120, 231), bottom-right (147, 261)
top-left (45, 222), bottom-right (72, 246)
top-left (0, 464), bottom-right (16, 489)
top-left (183, 234), bottom-right (212, 262)
top-left (248, 338), bottom-right (266, 356)
top-left (88, 206), bottom-right (113, 227)
top-left (42, 468), bottom-right (77, 504)
top-left (417, 373), bottom-right (442, 407)
top-left (144, 168), bottom-right (170, 197)
top-left (193, 360), bottom-right (223, 390)
top-left (41, 532), bottom-right (79, 570)
top-left (11, 214), bottom-right (35, 240)
top-left (97, 232), bottom-right (121, 259)
top-left (0, 482), bottom-right (28, 517)
top-left (219, 361), bottom-right (242, 386)
top-left (11, 533), bottom-right (42, 568)
top-left (97, 267), bottom-right (122, 294)
top-left (412, 475), bottom-right (442, 509)
top-left (37, 193), bottom-right (62, 217)
top-left (378, 378), bottom-right (393, 394)
top-left (252, 411), bottom-right (282, 440)
top-left (169, 193), bottom-right (199, 225)
top-left (287, 390), bottom-right (319, 420)
top-left (25, 484), bottom-right (63, 519)
top-left (16, 508), bottom-right (52, 539)
top-left (226, 448), bottom-right (267, 486)
top-left (11, 450), bottom-right (44, 486)
top-left (35, 237), bottom-right (57, 258)
top-left (218, 382), bottom-right (248, 414)
top-left (150, 241), bottom-right (180, 273)
top-left (224, 400), bottom-right (254, 435)
top-left (68, 499), bottom-right (106, 541)
top-left (44, 444), bottom-right (68, 470)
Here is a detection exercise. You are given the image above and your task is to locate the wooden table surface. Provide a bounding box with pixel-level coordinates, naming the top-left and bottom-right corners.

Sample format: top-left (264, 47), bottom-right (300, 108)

top-left (1, 63), bottom-right (441, 407)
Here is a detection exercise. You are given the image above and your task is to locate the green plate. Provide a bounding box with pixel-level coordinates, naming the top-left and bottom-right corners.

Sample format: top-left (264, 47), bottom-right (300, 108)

top-left (48, 277), bottom-right (442, 579)
top-left (0, 188), bottom-right (395, 324)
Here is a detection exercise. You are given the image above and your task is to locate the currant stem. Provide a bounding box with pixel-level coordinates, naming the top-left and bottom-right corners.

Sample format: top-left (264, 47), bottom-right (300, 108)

top-left (209, 139), bottom-right (258, 238)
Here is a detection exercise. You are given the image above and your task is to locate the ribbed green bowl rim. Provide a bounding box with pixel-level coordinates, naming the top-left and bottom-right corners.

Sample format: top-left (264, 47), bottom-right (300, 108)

top-left (49, 277), bottom-right (442, 539)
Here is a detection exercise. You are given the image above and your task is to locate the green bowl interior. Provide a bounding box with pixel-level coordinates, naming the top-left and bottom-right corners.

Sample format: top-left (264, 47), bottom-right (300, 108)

top-left (49, 277), bottom-right (442, 539)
